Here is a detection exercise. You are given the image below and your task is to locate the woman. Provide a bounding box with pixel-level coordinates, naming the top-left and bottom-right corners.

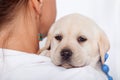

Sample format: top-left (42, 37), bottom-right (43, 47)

top-left (0, 0), bottom-right (57, 80)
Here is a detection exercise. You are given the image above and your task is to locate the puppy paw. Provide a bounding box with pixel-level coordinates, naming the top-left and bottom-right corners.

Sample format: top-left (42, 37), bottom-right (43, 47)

top-left (40, 50), bottom-right (50, 57)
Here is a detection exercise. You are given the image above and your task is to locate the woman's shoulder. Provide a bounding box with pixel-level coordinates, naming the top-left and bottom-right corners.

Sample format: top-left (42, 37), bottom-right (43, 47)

top-left (0, 49), bottom-right (105, 80)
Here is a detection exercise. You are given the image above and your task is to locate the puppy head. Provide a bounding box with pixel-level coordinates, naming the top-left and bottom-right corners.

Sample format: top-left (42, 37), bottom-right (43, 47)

top-left (44, 14), bottom-right (110, 68)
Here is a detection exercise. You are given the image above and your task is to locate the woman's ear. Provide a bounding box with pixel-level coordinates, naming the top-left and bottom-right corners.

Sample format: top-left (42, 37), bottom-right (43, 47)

top-left (31, 0), bottom-right (43, 14)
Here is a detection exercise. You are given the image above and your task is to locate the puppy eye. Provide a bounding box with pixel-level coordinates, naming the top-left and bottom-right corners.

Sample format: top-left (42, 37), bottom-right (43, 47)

top-left (55, 35), bottom-right (62, 41)
top-left (77, 36), bottom-right (87, 43)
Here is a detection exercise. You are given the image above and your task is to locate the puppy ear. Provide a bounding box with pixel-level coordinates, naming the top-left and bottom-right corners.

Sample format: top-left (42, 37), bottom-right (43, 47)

top-left (98, 30), bottom-right (110, 64)
top-left (44, 34), bottom-right (52, 50)
top-left (42, 25), bottom-right (55, 51)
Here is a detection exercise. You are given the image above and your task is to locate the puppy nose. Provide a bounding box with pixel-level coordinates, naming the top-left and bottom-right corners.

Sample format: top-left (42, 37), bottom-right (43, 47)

top-left (60, 49), bottom-right (72, 60)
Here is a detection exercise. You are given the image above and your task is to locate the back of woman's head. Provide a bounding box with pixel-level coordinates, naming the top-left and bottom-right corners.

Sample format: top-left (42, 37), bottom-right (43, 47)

top-left (0, 0), bottom-right (28, 26)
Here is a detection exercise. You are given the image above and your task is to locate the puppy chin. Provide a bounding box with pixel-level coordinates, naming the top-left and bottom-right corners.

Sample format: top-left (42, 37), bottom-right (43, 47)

top-left (60, 62), bottom-right (87, 69)
top-left (61, 63), bottom-right (73, 69)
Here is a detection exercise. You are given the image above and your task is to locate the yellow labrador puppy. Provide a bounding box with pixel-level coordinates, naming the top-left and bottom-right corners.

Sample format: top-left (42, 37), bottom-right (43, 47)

top-left (40, 13), bottom-right (110, 70)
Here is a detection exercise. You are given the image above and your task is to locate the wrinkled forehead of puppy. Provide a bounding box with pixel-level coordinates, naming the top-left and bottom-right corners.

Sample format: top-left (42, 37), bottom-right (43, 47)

top-left (50, 13), bottom-right (101, 38)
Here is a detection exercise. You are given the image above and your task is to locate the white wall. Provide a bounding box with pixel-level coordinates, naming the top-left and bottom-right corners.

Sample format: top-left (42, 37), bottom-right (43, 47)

top-left (41, 0), bottom-right (120, 79)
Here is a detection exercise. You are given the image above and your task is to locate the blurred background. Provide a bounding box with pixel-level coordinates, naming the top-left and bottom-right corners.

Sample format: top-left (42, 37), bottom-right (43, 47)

top-left (41, 0), bottom-right (120, 79)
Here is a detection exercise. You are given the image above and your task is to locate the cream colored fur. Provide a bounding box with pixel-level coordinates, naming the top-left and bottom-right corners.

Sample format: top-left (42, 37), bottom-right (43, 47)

top-left (40, 14), bottom-right (110, 70)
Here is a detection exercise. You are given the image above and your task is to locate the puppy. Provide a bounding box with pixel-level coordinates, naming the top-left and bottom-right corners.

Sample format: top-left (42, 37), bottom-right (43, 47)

top-left (40, 13), bottom-right (110, 70)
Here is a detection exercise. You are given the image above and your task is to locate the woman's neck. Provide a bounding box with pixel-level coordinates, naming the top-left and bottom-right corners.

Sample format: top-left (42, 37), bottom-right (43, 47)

top-left (0, 10), bottom-right (40, 54)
